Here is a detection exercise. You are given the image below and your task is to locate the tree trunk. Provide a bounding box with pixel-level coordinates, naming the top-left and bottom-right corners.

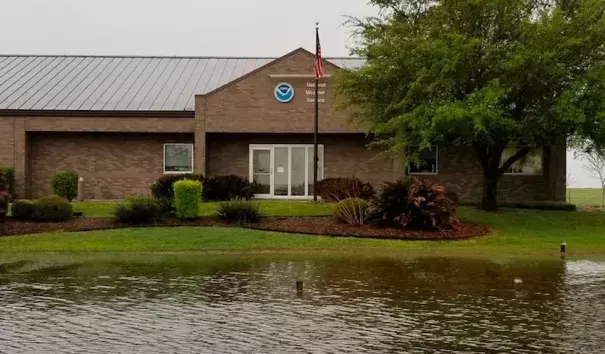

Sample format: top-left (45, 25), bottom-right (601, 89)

top-left (482, 179), bottom-right (499, 211)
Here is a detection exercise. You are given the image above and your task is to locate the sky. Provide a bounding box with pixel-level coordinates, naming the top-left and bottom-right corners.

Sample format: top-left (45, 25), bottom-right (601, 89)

top-left (0, 0), bottom-right (599, 188)
top-left (0, 0), bottom-right (375, 57)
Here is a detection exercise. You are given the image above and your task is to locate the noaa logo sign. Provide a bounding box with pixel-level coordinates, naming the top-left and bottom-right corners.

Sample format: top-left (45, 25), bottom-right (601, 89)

top-left (274, 82), bottom-right (294, 103)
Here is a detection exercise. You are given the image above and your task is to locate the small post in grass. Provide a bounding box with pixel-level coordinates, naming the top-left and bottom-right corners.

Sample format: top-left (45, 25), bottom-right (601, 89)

top-left (296, 280), bottom-right (303, 295)
top-left (560, 242), bottom-right (567, 258)
top-left (77, 176), bottom-right (85, 202)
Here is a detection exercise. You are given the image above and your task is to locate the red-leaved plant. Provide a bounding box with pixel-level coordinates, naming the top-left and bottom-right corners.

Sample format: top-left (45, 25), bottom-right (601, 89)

top-left (367, 177), bottom-right (459, 230)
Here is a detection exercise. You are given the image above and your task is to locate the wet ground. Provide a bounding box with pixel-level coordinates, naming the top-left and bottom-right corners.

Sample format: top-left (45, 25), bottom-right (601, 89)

top-left (0, 255), bottom-right (604, 353)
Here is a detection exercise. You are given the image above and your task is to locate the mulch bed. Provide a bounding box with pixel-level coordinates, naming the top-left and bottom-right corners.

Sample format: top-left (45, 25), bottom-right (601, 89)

top-left (252, 217), bottom-right (490, 240)
top-left (0, 217), bottom-right (490, 240)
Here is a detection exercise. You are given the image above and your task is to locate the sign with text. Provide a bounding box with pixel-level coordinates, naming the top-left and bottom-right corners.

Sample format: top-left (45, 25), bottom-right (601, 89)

top-left (305, 82), bottom-right (327, 103)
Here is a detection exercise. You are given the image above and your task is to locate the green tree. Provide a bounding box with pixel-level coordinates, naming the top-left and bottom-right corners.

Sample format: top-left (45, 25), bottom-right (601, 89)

top-left (337, 0), bottom-right (605, 210)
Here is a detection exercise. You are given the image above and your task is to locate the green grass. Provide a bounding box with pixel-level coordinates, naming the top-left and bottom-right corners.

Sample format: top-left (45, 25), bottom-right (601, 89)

top-left (70, 200), bottom-right (333, 218)
top-left (2, 206), bottom-right (605, 257)
top-left (567, 188), bottom-right (604, 207)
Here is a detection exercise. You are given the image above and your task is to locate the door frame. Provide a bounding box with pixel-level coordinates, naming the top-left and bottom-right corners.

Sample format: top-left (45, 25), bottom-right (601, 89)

top-left (249, 144), bottom-right (324, 199)
top-left (249, 146), bottom-right (273, 198)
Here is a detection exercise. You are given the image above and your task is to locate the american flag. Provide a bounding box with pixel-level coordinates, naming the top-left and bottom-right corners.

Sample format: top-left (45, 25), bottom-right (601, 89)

top-left (314, 26), bottom-right (324, 79)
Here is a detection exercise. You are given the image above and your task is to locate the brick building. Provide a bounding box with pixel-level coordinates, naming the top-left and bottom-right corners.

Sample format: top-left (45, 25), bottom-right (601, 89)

top-left (0, 48), bottom-right (566, 201)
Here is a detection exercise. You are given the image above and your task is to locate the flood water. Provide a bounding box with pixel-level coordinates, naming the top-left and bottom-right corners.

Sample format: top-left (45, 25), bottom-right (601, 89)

top-left (0, 255), bottom-right (604, 354)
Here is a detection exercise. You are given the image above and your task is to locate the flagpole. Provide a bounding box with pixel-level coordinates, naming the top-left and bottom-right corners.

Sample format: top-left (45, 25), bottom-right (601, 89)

top-left (313, 22), bottom-right (320, 202)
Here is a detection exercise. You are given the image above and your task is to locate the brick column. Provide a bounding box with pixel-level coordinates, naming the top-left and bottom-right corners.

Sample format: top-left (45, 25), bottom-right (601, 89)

top-left (13, 118), bottom-right (28, 198)
top-left (194, 95), bottom-right (207, 176)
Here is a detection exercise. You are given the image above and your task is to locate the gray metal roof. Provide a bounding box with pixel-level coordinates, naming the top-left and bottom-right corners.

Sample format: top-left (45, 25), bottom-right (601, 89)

top-left (0, 55), bottom-right (364, 111)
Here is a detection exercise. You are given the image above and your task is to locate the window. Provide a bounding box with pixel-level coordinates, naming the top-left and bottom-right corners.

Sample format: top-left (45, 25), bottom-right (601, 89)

top-left (409, 147), bottom-right (438, 174)
top-left (164, 143), bottom-right (194, 173)
top-left (502, 147), bottom-right (543, 175)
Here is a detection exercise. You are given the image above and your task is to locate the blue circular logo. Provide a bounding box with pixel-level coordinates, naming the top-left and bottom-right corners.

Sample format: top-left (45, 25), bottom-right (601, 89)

top-left (274, 82), bottom-right (295, 103)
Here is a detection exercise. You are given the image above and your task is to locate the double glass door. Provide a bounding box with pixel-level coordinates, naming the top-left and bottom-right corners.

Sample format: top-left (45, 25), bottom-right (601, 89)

top-left (250, 144), bottom-right (324, 198)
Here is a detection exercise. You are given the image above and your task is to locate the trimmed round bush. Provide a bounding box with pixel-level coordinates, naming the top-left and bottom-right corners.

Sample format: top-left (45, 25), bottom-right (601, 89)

top-left (11, 199), bottom-right (35, 221)
top-left (32, 195), bottom-right (73, 222)
top-left (173, 179), bottom-right (202, 220)
top-left (203, 175), bottom-right (255, 201)
top-left (333, 198), bottom-right (370, 225)
top-left (151, 174), bottom-right (204, 199)
top-left (52, 172), bottom-right (79, 201)
top-left (317, 177), bottom-right (375, 201)
top-left (114, 196), bottom-right (162, 225)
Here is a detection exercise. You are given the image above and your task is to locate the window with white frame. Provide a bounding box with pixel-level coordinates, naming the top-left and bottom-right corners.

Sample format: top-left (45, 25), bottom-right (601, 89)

top-left (502, 147), bottom-right (543, 175)
top-left (164, 143), bottom-right (194, 173)
top-left (409, 146), bottom-right (438, 174)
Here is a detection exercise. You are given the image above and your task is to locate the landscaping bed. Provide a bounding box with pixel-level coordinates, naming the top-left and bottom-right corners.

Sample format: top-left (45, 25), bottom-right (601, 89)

top-left (0, 216), bottom-right (490, 240)
top-left (252, 217), bottom-right (490, 240)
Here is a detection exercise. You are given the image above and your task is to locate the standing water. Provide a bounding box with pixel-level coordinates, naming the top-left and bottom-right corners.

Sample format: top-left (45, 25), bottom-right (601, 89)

top-left (0, 255), bottom-right (604, 353)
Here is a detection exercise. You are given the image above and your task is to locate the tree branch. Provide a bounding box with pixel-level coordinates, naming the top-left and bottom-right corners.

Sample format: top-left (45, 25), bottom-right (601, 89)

top-left (498, 146), bottom-right (532, 176)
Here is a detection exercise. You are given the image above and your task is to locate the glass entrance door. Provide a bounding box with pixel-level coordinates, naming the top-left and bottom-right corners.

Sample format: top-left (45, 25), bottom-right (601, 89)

top-left (249, 145), bottom-right (324, 199)
top-left (250, 147), bottom-right (272, 197)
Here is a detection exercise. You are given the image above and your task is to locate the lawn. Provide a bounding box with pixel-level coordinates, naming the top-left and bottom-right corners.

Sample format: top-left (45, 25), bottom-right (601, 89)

top-left (70, 200), bottom-right (334, 218)
top-left (567, 188), bottom-right (604, 207)
top-left (2, 203), bottom-right (605, 257)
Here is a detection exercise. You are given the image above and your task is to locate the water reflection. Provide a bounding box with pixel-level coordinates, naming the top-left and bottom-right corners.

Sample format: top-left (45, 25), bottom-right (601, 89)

top-left (0, 255), bottom-right (603, 353)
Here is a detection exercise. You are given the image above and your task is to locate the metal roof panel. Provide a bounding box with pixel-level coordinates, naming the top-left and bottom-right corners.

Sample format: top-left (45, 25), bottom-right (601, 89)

top-left (0, 57), bottom-right (55, 106)
top-left (149, 58), bottom-right (190, 111)
top-left (0, 54), bottom-right (365, 111)
top-left (63, 57), bottom-right (119, 110)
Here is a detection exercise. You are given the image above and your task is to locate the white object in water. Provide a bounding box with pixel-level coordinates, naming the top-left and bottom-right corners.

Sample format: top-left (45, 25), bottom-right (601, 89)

top-left (514, 277), bottom-right (523, 284)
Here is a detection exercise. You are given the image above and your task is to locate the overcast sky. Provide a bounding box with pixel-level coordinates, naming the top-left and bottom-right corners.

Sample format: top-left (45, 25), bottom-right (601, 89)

top-left (0, 0), bottom-right (375, 57)
top-left (0, 0), bottom-right (598, 188)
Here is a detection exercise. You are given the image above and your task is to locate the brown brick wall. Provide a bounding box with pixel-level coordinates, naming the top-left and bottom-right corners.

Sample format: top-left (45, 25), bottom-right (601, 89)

top-left (24, 116), bottom-right (194, 133)
top-left (207, 133), bottom-right (394, 186)
top-left (201, 50), bottom-right (364, 134)
top-left (0, 117), bottom-right (15, 167)
top-left (29, 132), bottom-right (194, 199)
top-left (207, 134), bottom-right (565, 202)
top-left (422, 146), bottom-right (558, 202)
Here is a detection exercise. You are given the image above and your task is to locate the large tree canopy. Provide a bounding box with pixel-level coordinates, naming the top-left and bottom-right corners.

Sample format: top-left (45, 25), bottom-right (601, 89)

top-left (337, 0), bottom-right (605, 210)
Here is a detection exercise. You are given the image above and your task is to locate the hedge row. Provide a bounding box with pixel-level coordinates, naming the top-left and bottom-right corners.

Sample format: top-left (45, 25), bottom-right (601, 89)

top-left (459, 200), bottom-right (577, 211)
top-left (151, 174), bottom-right (255, 202)
top-left (11, 195), bottom-right (73, 222)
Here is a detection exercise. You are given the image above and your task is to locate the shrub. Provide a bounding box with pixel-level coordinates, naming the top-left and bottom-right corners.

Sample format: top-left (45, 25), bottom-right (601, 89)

top-left (0, 191), bottom-right (9, 222)
top-left (173, 179), bottom-right (202, 220)
top-left (216, 198), bottom-right (262, 224)
top-left (156, 196), bottom-right (176, 216)
top-left (333, 198), bottom-right (370, 225)
top-left (367, 177), bottom-right (458, 230)
top-left (1, 166), bottom-right (15, 197)
top-left (114, 196), bottom-right (162, 225)
top-left (151, 174), bottom-right (204, 199)
top-left (459, 200), bottom-right (576, 211)
top-left (32, 195), bottom-right (73, 222)
top-left (52, 172), bottom-right (79, 201)
top-left (10, 199), bottom-right (36, 221)
top-left (0, 170), bottom-right (8, 221)
top-left (316, 177), bottom-right (375, 201)
top-left (445, 191), bottom-right (460, 205)
top-left (203, 175), bottom-right (255, 201)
